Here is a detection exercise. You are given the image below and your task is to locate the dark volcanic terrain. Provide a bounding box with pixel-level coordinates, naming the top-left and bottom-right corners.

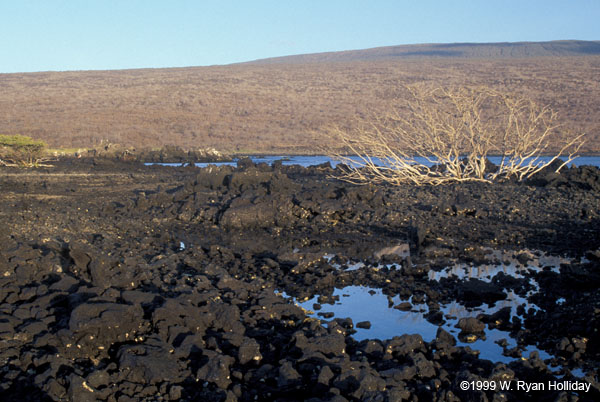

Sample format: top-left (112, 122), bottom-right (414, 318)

top-left (0, 159), bottom-right (599, 401)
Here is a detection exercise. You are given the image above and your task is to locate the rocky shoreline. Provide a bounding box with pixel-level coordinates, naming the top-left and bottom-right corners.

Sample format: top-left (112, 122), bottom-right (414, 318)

top-left (0, 158), bottom-right (598, 401)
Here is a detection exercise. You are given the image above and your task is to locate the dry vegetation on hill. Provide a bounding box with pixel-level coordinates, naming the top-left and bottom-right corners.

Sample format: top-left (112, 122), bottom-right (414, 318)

top-left (1, 51), bottom-right (599, 154)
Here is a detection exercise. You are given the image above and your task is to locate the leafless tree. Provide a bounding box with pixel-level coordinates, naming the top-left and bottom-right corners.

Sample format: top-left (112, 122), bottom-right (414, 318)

top-left (325, 85), bottom-right (585, 185)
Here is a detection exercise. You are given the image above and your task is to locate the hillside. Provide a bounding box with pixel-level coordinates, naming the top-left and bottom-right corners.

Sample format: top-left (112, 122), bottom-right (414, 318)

top-left (244, 40), bottom-right (600, 64)
top-left (0, 41), bottom-right (599, 154)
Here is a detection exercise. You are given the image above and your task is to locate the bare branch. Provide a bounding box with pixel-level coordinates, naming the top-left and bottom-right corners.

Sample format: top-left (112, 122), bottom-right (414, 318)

top-left (322, 85), bottom-right (585, 186)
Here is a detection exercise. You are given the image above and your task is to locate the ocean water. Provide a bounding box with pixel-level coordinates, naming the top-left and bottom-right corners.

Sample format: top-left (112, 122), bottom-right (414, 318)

top-left (148, 155), bottom-right (600, 168)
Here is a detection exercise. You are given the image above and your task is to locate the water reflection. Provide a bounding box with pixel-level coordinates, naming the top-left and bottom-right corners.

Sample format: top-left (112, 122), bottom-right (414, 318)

top-left (146, 154), bottom-right (600, 169)
top-left (426, 250), bottom-right (567, 304)
top-left (285, 285), bottom-right (557, 370)
top-left (427, 262), bottom-right (559, 282)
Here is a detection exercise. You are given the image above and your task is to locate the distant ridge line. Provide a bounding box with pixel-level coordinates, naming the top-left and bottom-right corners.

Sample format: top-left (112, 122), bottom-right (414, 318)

top-left (241, 40), bottom-right (600, 64)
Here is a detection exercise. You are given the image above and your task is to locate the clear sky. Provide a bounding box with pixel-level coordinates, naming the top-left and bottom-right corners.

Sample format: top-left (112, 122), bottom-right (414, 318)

top-left (1, 0), bottom-right (599, 73)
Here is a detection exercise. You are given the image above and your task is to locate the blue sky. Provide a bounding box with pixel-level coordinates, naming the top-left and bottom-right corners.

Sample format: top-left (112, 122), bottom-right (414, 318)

top-left (1, 0), bottom-right (599, 73)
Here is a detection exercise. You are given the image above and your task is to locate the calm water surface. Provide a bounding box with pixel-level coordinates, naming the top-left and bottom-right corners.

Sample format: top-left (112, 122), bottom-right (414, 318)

top-left (279, 253), bottom-right (587, 377)
top-left (150, 155), bottom-right (600, 168)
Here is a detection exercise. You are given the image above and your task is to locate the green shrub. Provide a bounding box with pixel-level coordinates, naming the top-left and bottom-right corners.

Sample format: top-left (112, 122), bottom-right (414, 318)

top-left (0, 134), bottom-right (50, 167)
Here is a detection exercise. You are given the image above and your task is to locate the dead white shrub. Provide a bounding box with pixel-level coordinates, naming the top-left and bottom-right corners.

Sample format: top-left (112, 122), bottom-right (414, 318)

top-left (325, 85), bottom-right (585, 185)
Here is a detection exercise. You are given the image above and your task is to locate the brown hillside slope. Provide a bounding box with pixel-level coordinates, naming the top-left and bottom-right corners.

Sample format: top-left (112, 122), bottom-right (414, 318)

top-left (244, 40), bottom-right (600, 64)
top-left (1, 42), bottom-right (599, 153)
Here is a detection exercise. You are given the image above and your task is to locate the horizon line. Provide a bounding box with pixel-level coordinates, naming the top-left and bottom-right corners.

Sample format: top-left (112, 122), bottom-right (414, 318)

top-left (2, 38), bottom-right (598, 75)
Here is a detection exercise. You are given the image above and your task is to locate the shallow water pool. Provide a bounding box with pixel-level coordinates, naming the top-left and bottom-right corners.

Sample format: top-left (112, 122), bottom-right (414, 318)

top-left (287, 285), bottom-right (542, 364)
top-left (281, 247), bottom-right (589, 379)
